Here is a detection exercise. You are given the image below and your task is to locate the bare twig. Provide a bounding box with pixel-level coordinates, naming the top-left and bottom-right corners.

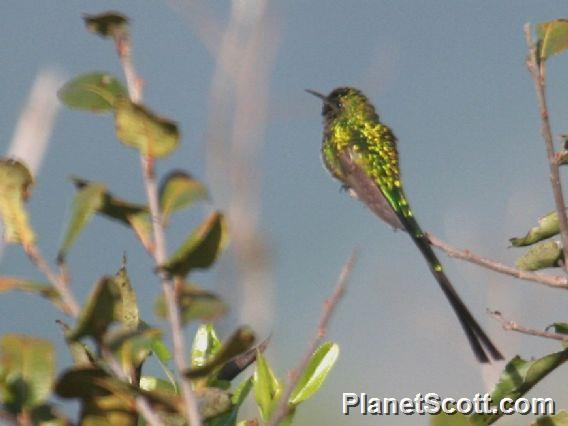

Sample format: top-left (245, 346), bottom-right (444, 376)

top-left (25, 244), bottom-right (80, 316)
top-left (489, 310), bottom-right (568, 342)
top-left (114, 30), bottom-right (202, 426)
top-left (524, 23), bottom-right (568, 273)
top-left (268, 251), bottom-right (357, 426)
top-left (426, 233), bottom-right (568, 289)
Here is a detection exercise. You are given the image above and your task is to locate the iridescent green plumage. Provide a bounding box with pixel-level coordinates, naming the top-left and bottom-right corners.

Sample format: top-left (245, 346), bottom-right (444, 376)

top-left (309, 87), bottom-right (503, 363)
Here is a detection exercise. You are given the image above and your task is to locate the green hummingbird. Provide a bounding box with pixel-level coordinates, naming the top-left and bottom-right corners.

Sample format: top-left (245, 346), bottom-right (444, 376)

top-left (307, 87), bottom-right (503, 363)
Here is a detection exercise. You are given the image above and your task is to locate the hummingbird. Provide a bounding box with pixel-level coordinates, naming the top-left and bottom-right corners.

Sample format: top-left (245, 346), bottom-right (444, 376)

top-left (307, 87), bottom-right (503, 363)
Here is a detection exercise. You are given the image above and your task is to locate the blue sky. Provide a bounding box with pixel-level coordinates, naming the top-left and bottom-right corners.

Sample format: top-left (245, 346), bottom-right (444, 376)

top-left (2, 2), bottom-right (568, 424)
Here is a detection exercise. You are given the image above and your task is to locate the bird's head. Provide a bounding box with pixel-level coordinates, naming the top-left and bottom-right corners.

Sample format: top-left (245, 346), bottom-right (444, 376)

top-left (306, 87), bottom-right (378, 126)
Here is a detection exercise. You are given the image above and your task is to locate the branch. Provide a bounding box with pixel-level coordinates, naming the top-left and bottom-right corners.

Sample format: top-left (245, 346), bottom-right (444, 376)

top-left (268, 250), bottom-right (357, 426)
top-left (524, 23), bottom-right (568, 273)
top-left (114, 30), bottom-right (202, 426)
top-left (426, 233), bottom-right (568, 289)
top-left (24, 244), bottom-right (80, 316)
top-left (489, 310), bottom-right (568, 342)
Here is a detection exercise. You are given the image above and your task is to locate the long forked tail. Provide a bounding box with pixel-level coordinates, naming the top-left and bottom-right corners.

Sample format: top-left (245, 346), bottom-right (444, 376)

top-left (400, 216), bottom-right (504, 363)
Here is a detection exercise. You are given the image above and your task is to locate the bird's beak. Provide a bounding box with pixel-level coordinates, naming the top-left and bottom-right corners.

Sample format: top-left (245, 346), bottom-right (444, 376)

top-left (305, 89), bottom-right (327, 101)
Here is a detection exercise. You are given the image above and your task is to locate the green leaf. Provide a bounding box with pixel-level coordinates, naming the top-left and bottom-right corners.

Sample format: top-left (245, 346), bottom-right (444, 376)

top-left (509, 210), bottom-right (565, 247)
top-left (196, 387), bottom-right (232, 419)
top-left (58, 73), bottom-right (127, 113)
top-left (58, 182), bottom-right (106, 261)
top-left (253, 350), bottom-right (282, 422)
top-left (0, 334), bottom-right (54, 411)
top-left (56, 320), bottom-right (95, 367)
top-left (205, 377), bottom-right (253, 426)
top-left (547, 322), bottom-right (568, 348)
top-left (155, 283), bottom-right (227, 326)
top-left (470, 349), bottom-right (568, 425)
top-left (537, 19), bottom-right (568, 62)
top-left (139, 376), bottom-right (177, 395)
top-left (232, 377), bottom-right (254, 407)
top-left (56, 366), bottom-right (183, 426)
top-left (55, 366), bottom-right (137, 425)
top-left (0, 277), bottom-right (60, 306)
top-left (536, 410), bottom-right (568, 426)
top-left (161, 211), bottom-right (229, 278)
top-left (0, 158), bottom-right (35, 246)
top-left (71, 178), bottom-right (153, 250)
top-left (192, 324), bottom-right (222, 369)
top-left (159, 170), bottom-right (208, 225)
top-left (105, 326), bottom-right (164, 378)
top-left (83, 11), bottom-right (129, 39)
top-left (515, 240), bottom-right (563, 271)
top-left (115, 99), bottom-right (180, 158)
top-left (289, 342), bottom-right (339, 405)
top-left (114, 259), bottom-right (139, 329)
top-left (66, 276), bottom-right (120, 342)
top-left (56, 366), bottom-right (182, 424)
top-left (429, 411), bottom-right (470, 426)
top-left (185, 327), bottom-right (255, 380)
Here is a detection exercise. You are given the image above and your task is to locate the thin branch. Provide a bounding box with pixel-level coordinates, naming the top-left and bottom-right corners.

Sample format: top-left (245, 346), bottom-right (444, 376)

top-left (426, 233), bottom-right (568, 289)
top-left (489, 310), bottom-right (568, 342)
top-left (524, 23), bottom-right (568, 273)
top-left (25, 244), bottom-right (80, 316)
top-left (268, 251), bottom-right (357, 426)
top-left (114, 30), bottom-right (202, 426)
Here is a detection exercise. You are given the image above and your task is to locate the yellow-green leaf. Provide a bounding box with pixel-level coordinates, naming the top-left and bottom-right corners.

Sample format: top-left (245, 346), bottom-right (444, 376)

top-left (0, 158), bottom-right (35, 246)
top-left (196, 387), bottom-right (232, 419)
top-left (185, 327), bottom-right (255, 380)
top-left (56, 366), bottom-right (182, 424)
top-left (57, 320), bottom-right (95, 368)
top-left (537, 19), bottom-right (568, 62)
top-left (470, 349), bottom-right (568, 425)
top-left (191, 324), bottom-right (222, 369)
top-left (535, 410), bottom-right (568, 426)
top-left (160, 212), bottom-right (229, 278)
top-left (155, 283), bottom-right (227, 326)
top-left (83, 11), bottom-right (128, 39)
top-left (429, 411), bottom-right (470, 426)
top-left (515, 240), bottom-right (563, 271)
top-left (58, 72), bottom-right (127, 113)
top-left (509, 210), bottom-right (564, 247)
top-left (253, 350), bottom-right (282, 422)
top-left (66, 277), bottom-right (120, 342)
top-left (289, 342), bottom-right (339, 406)
top-left (0, 334), bottom-right (54, 410)
top-left (115, 99), bottom-right (180, 158)
top-left (547, 322), bottom-right (568, 348)
top-left (159, 170), bottom-right (208, 225)
top-left (114, 260), bottom-right (139, 329)
top-left (58, 182), bottom-right (106, 262)
top-left (105, 326), bottom-right (163, 379)
top-left (55, 366), bottom-right (137, 425)
top-left (71, 178), bottom-right (152, 250)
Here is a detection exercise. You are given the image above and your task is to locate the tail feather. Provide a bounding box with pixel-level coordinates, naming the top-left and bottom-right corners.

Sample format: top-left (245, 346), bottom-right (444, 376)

top-left (400, 215), bottom-right (504, 363)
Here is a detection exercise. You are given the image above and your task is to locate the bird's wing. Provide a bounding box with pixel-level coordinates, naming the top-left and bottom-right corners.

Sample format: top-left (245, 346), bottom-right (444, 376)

top-left (337, 150), bottom-right (404, 230)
